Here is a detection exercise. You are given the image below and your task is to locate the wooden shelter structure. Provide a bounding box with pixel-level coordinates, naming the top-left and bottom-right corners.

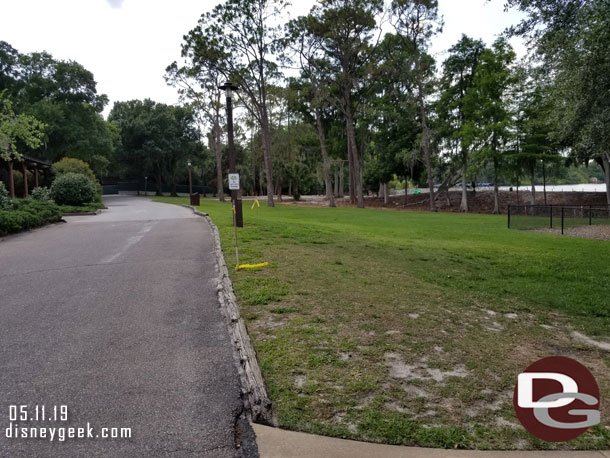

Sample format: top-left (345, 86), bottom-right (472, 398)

top-left (0, 155), bottom-right (52, 198)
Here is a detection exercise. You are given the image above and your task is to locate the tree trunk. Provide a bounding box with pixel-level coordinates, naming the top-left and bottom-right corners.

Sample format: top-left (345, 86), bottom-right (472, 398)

top-left (383, 183), bottom-right (389, 205)
top-left (171, 181), bottom-right (177, 197)
top-left (213, 124), bottom-right (225, 202)
top-left (334, 170), bottom-right (339, 199)
top-left (603, 153), bottom-right (610, 206)
top-left (260, 109), bottom-right (275, 207)
top-left (344, 92), bottom-right (364, 208)
top-left (315, 108), bottom-right (335, 207)
top-left (156, 172), bottom-right (162, 196)
top-left (459, 164), bottom-right (468, 212)
top-left (276, 182), bottom-right (283, 201)
top-left (416, 60), bottom-right (436, 212)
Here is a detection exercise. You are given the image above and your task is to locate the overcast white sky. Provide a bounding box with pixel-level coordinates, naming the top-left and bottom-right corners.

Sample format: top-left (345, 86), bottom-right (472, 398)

top-left (2, 0), bottom-right (525, 118)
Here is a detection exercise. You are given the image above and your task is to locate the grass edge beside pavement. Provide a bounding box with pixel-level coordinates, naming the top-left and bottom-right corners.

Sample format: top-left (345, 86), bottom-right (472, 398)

top-left (153, 196), bottom-right (610, 450)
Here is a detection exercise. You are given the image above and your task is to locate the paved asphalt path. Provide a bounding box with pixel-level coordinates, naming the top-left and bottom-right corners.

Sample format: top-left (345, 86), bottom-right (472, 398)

top-left (0, 196), bottom-right (257, 457)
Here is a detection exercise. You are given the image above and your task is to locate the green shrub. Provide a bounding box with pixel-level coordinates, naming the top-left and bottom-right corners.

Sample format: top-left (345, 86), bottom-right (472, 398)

top-left (0, 182), bottom-right (12, 210)
top-left (51, 173), bottom-right (96, 206)
top-left (0, 200), bottom-right (62, 236)
top-left (31, 186), bottom-right (53, 202)
top-left (13, 199), bottom-right (63, 221)
top-left (52, 157), bottom-right (97, 184)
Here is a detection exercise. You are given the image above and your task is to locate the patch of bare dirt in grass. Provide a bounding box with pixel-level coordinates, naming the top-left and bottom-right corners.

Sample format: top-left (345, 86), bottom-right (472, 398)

top-left (572, 331), bottom-right (610, 351)
top-left (533, 225), bottom-right (610, 241)
top-left (237, 238), bottom-right (610, 449)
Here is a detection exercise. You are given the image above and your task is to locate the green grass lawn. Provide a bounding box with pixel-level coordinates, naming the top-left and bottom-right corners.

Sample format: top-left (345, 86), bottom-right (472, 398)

top-left (154, 196), bottom-right (610, 450)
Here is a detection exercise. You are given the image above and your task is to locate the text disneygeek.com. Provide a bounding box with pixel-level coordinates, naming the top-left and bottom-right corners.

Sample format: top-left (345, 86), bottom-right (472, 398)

top-left (4, 405), bottom-right (132, 442)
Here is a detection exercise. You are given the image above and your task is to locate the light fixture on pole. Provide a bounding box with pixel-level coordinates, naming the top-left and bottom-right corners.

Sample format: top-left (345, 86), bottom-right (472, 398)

top-left (144, 176), bottom-right (148, 196)
top-left (187, 160), bottom-right (193, 195)
top-left (186, 159), bottom-right (198, 206)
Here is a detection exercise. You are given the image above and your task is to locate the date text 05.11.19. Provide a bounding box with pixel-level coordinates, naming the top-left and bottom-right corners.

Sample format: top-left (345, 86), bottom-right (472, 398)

top-left (9, 405), bottom-right (68, 422)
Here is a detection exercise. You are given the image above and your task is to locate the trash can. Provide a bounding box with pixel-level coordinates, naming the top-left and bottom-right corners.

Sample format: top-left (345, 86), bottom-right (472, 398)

top-left (190, 193), bottom-right (200, 206)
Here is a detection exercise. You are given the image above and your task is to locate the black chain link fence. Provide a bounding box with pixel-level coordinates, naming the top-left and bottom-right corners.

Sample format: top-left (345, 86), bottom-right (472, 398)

top-left (508, 205), bottom-right (610, 234)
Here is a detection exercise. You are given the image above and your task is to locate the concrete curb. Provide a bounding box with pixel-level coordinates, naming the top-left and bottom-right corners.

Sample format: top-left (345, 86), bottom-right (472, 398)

top-left (253, 424), bottom-right (610, 458)
top-left (183, 205), bottom-right (276, 426)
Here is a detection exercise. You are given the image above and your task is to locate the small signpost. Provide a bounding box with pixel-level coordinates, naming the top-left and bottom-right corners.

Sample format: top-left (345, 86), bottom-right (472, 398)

top-left (228, 173), bottom-right (240, 190)
top-left (228, 173), bottom-right (241, 267)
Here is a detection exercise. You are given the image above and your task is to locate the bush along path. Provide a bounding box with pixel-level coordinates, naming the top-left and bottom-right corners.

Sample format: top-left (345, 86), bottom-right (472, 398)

top-left (0, 190), bottom-right (63, 236)
top-left (0, 156), bottom-right (108, 236)
top-left (155, 196), bottom-right (610, 451)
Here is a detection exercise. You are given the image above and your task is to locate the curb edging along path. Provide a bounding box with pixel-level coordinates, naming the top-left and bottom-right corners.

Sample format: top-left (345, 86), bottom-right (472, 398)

top-left (183, 205), bottom-right (276, 426)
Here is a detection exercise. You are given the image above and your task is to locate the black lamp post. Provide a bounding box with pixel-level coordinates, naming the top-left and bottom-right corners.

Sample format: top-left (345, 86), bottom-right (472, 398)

top-left (144, 176), bottom-right (148, 196)
top-left (219, 81), bottom-right (243, 227)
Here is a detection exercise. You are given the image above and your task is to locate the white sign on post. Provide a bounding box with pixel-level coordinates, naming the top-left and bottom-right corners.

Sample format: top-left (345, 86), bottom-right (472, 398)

top-left (228, 173), bottom-right (240, 190)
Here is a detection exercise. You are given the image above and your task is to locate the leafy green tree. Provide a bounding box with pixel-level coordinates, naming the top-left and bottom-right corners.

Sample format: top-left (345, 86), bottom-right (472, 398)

top-left (391, 0), bottom-right (442, 211)
top-left (437, 35), bottom-right (486, 212)
top-left (505, 0), bottom-right (610, 204)
top-left (108, 100), bottom-right (202, 196)
top-left (180, 0), bottom-right (289, 207)
top-left (165, 62), bottom-right (226, 202)
top-left (294, 0), bottom-right (383, 209)
top-left (362, 33), bottom-right (421, 204)
top-left (0, 92), bottom-right (45, 162)
top-left (0, 43), bottom-right (115, 166)
top-left (466, 38), bottom-right (517, 213)
top-left (283, 16), bottom-right (338, 206)
top-left (511, 75), bottom-right (561, 205)
top-left (285, 69), bottom-right (336, 206)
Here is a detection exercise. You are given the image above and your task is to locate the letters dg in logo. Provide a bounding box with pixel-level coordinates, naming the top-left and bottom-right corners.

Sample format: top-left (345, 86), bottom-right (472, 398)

top-left (514, 356), bottom-right (601, 442)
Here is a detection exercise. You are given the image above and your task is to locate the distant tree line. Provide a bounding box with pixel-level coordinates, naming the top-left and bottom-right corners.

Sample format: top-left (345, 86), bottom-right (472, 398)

top-left (0, 42), bottom-right (203, 193)
top-left (168, 0), bottom-right (609, 211)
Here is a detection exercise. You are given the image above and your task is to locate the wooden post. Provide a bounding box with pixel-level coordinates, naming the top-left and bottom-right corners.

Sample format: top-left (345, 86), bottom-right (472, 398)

top-left (22, 162), bottom-right (29, 197)
top-left (34, 168), bottom-right (39, 188)
top-left (7, 161), bottom-right (15, 198)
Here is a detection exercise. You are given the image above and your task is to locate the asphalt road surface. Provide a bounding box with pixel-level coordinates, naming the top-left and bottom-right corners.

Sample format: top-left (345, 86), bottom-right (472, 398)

top-left (0, 196), bottom-right (257, 457)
